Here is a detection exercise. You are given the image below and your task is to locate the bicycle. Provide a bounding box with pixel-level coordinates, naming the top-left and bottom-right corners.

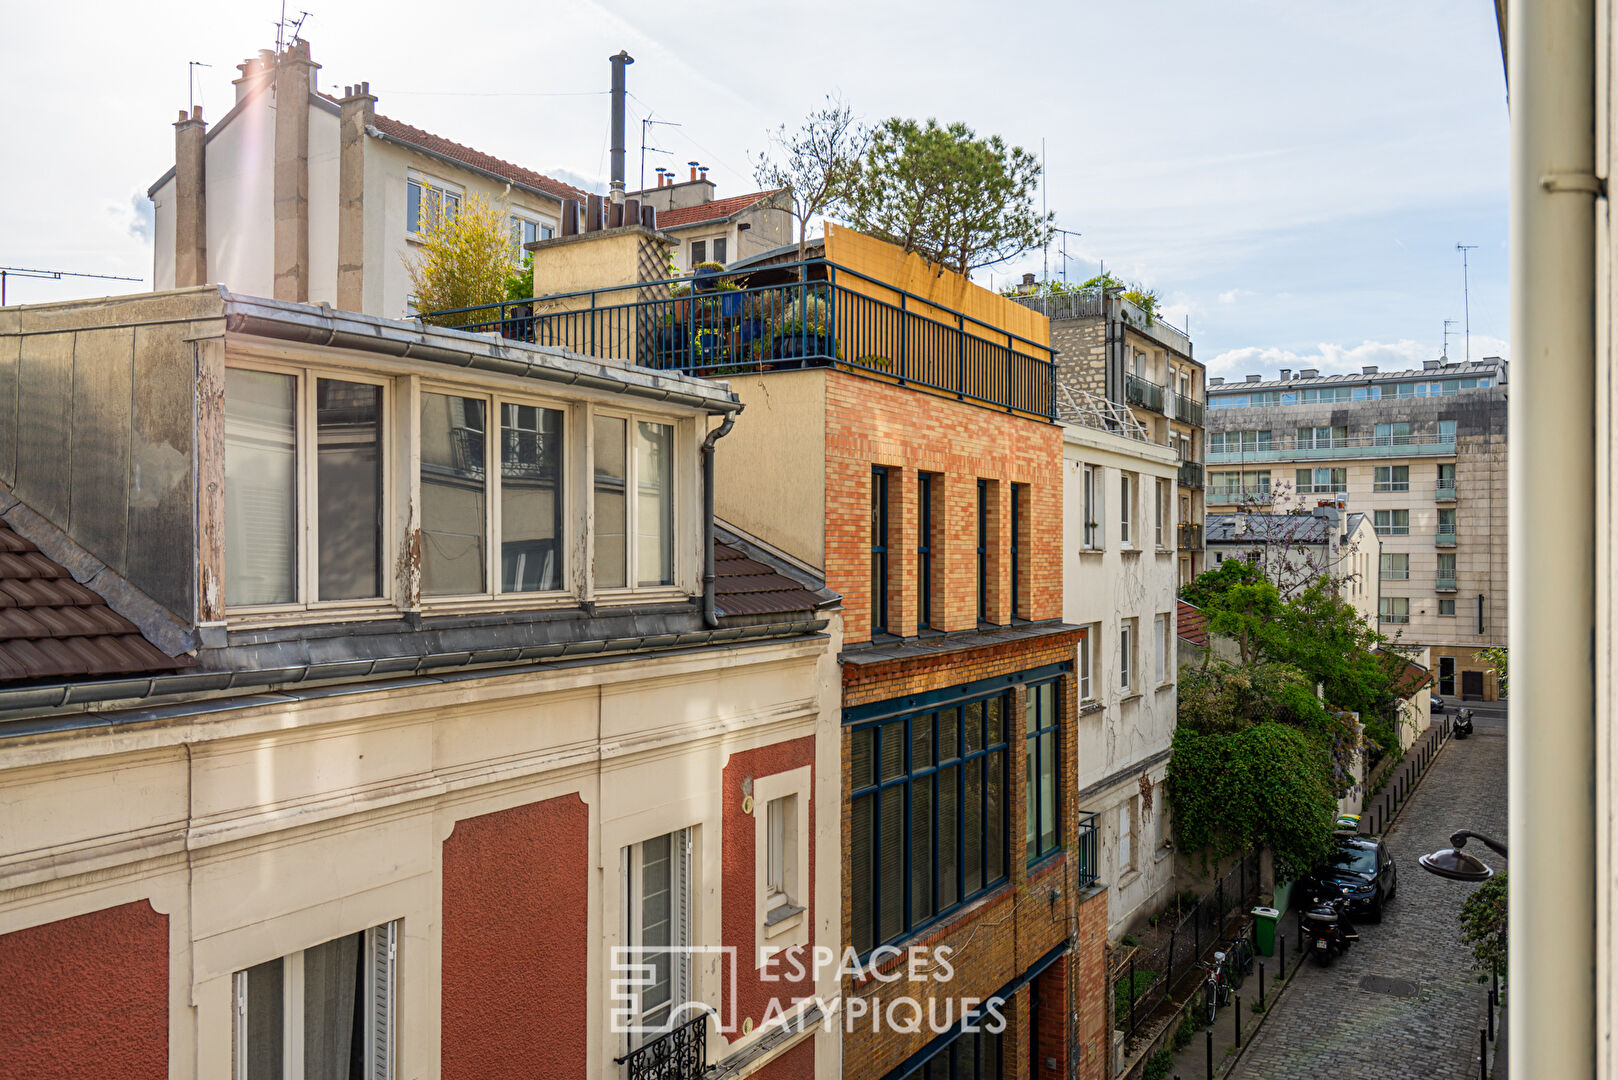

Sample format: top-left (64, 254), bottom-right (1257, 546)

top-left (1200, 952), bottom-right (1232, 1025)
top-left (1225, 924), bottom-right (1255, 989)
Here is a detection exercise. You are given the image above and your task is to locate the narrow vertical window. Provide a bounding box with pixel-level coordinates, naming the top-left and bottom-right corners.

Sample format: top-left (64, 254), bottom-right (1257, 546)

top-left (1120, 474), bottom-right (1133, 546)
top-left (1025, 681), bottom-right (1060, 862)
top-left (1009, 483), bottom-right (1024, 619)
top-left (1155, 613), bottom-right (1168, 684)
top-left (635, 421), bottom-right (674, 586)
top-left (1155, 478), bottom-right (1166, 548)
top-left (1079, 631), bottom-right (1093, 701)
top-left (420, 392), bottom-right (488, 595)
top-left (976, 479), bottom-right (988, 623)
top-left (593, 416), bottom-right (628, 589)
top-left (315, 379), bottom-right (384, 601)
top-left (500, 404), bottom-right (564, 592)
top-left (871, 467), bottom-right (889, 635)
top-left (225, 370), bottom-right (298, 606)
top-left (626, 831), bottom-right (690, 1041)
top-left (1120, 621), bottom-right (1134, 692)
top-left (917, 473), bottom-right (933, 630)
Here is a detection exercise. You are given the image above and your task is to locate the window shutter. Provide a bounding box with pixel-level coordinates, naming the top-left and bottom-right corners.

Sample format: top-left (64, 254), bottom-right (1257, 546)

top-left (366, 922), bottom-right (397, 1080)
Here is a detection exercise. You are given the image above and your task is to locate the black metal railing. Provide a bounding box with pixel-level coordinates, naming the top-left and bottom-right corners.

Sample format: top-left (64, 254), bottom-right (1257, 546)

top-left (615, 1015), bottom-right (707, 1080)
top-left (1177, 460), bottom-right (1204, 488)
top-left (423, 259), bottom-right (1056, 419)
top-left (1111, 852), bottom-right (1260, 1044)
top-left (1074, 811), bottom-right (1100, 887)
top-left (1167, 392), bottom-right (1205, 428)
top-left (1125, 373), bottom-right (1165, 413)
top-left (1178, 523), bottom-right (1203, 550)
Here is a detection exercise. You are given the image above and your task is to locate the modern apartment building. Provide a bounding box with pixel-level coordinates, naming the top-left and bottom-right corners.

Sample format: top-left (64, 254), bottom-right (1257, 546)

top-left (1010, 283), bottom-right (1208, 585)
top-left (0, 288), bottom-right (844, 1080)
top-left (1205, 357), bottom-right (1507, 699)
top-left (1059, 399), bottom-right (1182, 940)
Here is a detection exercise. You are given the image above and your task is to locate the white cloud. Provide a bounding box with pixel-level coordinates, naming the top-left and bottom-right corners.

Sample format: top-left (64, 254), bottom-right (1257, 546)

top-left (1218, 289), bottom-right (1252, 305)
top-left (1209, 335), bottom-right (1508, 379)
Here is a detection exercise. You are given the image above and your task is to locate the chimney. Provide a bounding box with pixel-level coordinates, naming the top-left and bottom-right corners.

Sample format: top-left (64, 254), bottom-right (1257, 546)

top-left (699, 165), bottom-right (709, 181)
top-left (1245, 374), bottom-right (1262, 383)
top-left (173, 106), bottom-right (208, 287)
top-left (337, 82), bottom-right (376, 312)
top-left (1362, 365), bottom-right (1378, 375)
top-left (689, 161), bottom-right (699, 182)
top-left (273, 39), bottom-right (319, 302)
top-left (1424, 359), bottom-right (1442, 370)
top-left (1209, 376), bottom-right (1225, 386)
top-left (608, 50), bottom-right (633, 205)
top-left (232, 49), bottom-right (277, 103)
top-left (1300, 368), bottom-right (1318, 378)
top-left (1279, 368), bottom-right (1291, 381)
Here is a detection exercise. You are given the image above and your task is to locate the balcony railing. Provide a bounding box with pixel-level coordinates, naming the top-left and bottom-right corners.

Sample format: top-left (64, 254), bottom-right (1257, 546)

top-left (1208, 485), bottom-right (1274, 504)
top-left (1125, 373), bottom-right (1165, 413)
top-left (1436, 480), bottom-right (1458, 501)
top-left (1177, 460), bottom-right (1204, 488)
top-left (1436, 524), bottom-right (1458, 547)
top-left (1074, 811), bottom-right (1099, 888)
top-left (1437, 574), bottom-right (1458, 592)
top-left (615, 1015), bottom-right (707, 1080)
top-left (1178, 522), bottom-right (1203, 550)
top-left (1167, 392), bottom-right (1205, 428)
top-left (424, 259), bottom-right (1056, 419)
top-left (1207, 431), bottom-right (1460, 464)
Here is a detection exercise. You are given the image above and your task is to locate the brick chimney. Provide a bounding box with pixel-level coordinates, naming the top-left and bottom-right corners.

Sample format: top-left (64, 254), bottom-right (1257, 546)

top-left (273, 40), bottom-right (319, 302)
top-left (337, 82), bottom-right (376, 312)
top-left (173, 106), bottom-right (207, 287)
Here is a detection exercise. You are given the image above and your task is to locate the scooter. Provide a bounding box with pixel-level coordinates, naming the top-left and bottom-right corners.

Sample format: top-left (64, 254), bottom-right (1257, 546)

top-left (1453, 707), bottom-right (1474, 739)
top-left (1301, 892), bottom-right (1360, 966)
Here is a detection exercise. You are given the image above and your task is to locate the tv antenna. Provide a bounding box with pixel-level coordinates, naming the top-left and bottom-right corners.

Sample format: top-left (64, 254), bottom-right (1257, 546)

top-left (1443, 318), bottom-right (1458, 360)
top-left (1, 267), bottom-right (142, 307)
top-left (1456, 243), bottom-right (1478, 362)
top-left (639, 113), bottom-right (680, 193)
top-left (275, 2), bottom-right (311, 53)
top-left (188, 61), bottom-right (212, 116)
top-left (1052, 228), bottom-right (1082, 285)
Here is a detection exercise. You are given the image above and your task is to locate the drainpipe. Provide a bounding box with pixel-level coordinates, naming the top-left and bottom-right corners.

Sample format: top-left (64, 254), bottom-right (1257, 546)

top-left (701, 412), bottom-right (738, 627)
top-left (1509, 1), bottom-right (1597, 1076)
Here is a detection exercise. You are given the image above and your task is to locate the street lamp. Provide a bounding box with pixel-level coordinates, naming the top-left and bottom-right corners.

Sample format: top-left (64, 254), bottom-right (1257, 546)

top-left (1419, 830), bottom-right (1509, 882)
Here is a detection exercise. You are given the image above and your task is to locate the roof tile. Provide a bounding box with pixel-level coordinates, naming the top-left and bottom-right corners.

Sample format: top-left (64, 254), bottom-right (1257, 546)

top-left (712, 540), bottom-right (822, 618)
top-left (370, 114), bottom-right (587, 204)
top-left (657, 190), bottom-right (785, 230)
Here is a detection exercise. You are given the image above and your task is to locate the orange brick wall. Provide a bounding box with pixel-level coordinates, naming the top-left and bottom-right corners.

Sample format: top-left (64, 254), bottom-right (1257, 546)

top-left (825, 371), bottom-right (1063, 644)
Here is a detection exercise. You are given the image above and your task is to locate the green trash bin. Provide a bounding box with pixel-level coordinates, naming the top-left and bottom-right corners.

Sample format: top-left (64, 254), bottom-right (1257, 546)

top-left (1251, 906), bottom-right (1280, 957)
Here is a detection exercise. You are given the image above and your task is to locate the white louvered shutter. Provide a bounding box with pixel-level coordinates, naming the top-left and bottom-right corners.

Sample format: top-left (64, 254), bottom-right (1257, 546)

top-left (366, 922), bottom-right (397, 1080)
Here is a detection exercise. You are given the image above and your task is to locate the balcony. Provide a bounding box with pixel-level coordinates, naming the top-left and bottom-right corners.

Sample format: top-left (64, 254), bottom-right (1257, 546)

top-left (1125, 373), bottom-right (1165, 413)
top-left (1178, 522), bottom-right (1203, 550)
top-left (1437, 574), bottom-right (1458, 592)
top-left (425, 259), bottom-right (1056, 419)
top-left (1207, 431), bottom-right (1460, 465)
top-left (1167, 391), bottom-right (1206, 428)
top-left (1074, 811), bottom-right (1099, 888)
top-left (615, 1015), bottom-right (707, 1080)
top-left (1436, 479), bottom-right (1458, 501)
top-left (1177, 460), bottom-right (1204, 488)
top-left (1208, 485), bottom-right (1274, 505)
top-left (1436, 524), bottom-right (1458, 547)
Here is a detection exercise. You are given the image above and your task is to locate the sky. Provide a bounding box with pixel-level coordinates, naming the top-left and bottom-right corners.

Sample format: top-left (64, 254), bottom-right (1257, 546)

top-left (0, 0), bottom-right (1509, 378)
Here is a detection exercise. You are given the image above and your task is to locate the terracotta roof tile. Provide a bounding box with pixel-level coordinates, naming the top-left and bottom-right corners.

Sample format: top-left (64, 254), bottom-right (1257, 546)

top-left (712, 540), bottom-right (822, 618)
top-left (657, 190), bottom-right (785, 230)
top-left (0, 520), bottom-right (184, 684)
top-left (1177, 599), bottom-right (1210, 647)
top-left (369, 114), bottom-right (587, 203)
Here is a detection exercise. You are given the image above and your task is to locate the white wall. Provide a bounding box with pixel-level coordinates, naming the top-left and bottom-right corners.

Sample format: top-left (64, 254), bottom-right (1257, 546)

top-left (204, 93), bottom-right (276, 298)
top-left (1061, 422), bottom-right (1182, 937)
top-left (307, 104), bottom-right (341, 307)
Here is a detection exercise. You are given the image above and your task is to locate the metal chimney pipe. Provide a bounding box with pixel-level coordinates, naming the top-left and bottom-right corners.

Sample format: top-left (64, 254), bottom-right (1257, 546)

top-left (608, 50), bottom-right (634, 205)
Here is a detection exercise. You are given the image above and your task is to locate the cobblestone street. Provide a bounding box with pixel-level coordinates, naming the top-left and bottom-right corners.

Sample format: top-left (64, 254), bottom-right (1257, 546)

top-left (1228, 706), bottom-right (1508, 1080)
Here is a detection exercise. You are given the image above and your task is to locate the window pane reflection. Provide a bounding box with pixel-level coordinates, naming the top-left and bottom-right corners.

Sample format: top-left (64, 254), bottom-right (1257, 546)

top-left (225, 369), bottom-right (297, 606)
top-left (316, 379), bottom-right (383, 601)
top-left (500, 403), bottom-right (564, 592)
top-left (420, 392), bottom-right (487, 595)
top-left (594, 416), bottom-right (627, 588)
top-left (636, 421), bottom-right (673, 586)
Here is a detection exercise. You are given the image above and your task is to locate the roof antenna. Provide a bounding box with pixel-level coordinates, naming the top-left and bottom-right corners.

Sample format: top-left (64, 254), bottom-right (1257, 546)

top-left (275, 2), bottom-right (312, 53)
top-left (639, 112), bottom-right (679, 193)
top-left (1442, 318), bottom-right (1457, 362)
top-left (188, 60), bottom-right (211, 117)
top-left (1456, 243), bottom-right (1477, 363)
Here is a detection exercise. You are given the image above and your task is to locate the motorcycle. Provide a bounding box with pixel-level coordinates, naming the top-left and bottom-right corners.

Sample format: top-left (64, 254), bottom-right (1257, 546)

top-left (1301, 891), bottom-right (1360, 966)
top-left (1453, 707), bottom-right (1474, 739)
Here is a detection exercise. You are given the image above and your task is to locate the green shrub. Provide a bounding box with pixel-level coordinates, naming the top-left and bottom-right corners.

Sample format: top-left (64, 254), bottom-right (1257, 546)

top-left (1112, 970), bottom-right (1159, 1028)
top-left (1172, 1008), bottom-right (1196, 1048)
top-left (1143, 1047), bottom-right (1174, 1080)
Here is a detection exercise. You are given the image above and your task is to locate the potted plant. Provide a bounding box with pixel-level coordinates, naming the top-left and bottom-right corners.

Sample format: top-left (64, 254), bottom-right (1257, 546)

top-left (692, 260), bottom-right (726, 293)
top-left (669, 280), bottom-right (692, 321)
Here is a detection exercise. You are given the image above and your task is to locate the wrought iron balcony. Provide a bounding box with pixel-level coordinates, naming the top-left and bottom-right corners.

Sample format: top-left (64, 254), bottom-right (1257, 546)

top-left (1177, 460), bottom-right (1204, 488)
top-left (1167, 392), bottom-right (1205, 428)
top-left (615, 1015), bottom-right (707, 1080)
top-left (1125, 373), bottom-right (1166, 413)
top-left (1436, 480), bottom-right (1458, 501)
top-left (1178, 522), bottom-right (1203, 550)
top-left (423, 259), bottom-right (1056, 419)
top-left (1437, 574), bottom-right (1458, 592)
top-left (1074, 810), bottom-right (1099, 888)
top-left (1436, 524), bottom-right (1458, 547)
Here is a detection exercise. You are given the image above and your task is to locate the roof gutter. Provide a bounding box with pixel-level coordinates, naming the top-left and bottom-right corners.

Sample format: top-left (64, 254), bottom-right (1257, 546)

top-left (365, 126), bottom-right (576, 207)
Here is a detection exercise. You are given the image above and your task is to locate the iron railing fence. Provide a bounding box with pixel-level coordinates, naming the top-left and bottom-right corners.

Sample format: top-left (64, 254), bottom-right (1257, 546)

top-left (1207, 485), bottom-right (1275, 503)
top-left (1177, 460), bottom-right (1204, 488)
top-left (1167, 392), bottom-right (1206, 428)
top-left (423, 260), bottom-right (1056, 418)
top-left (1126, 373), bottom-right (1165, 413)
top-left (1178, 523), bottom-right (1203, 550)
top-left (1074, 811), bottom-right (1100, 888)
top-left (1437, 574), bottom-right (1459, 591)
top-left (1436, 479), bottom-right (1459, 500)
top-left (615, 1014), bottom-right (707, 1080)
top-left (1110, 852), bottom-right (1261, 1043)
top-left (1436, 523), bottom-right (1459, 547)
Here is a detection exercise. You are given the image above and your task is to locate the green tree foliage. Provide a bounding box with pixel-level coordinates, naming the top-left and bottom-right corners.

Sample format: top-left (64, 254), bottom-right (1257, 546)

top-left (1477, 645), bottom-right (1508, 697)
top-left (1081, 271), bottom-right (1161, 321)
top-left (1459, 872), bottom-right (1507, 981)
top-left (844, 118), bottom-right (1052, 274)
top-left (752, 94), bottom-right (869, 265)
top-left (406, 193), bottom-right (517, 326)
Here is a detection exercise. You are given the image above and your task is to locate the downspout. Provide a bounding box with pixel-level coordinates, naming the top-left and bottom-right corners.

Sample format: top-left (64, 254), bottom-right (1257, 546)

top-left (702, 411), bottom-right (738, 627)
top-left (1509, 1), bottom-right (1598, 1076)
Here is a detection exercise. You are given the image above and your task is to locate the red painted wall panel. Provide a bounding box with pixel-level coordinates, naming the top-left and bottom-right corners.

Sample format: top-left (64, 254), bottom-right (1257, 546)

top-left (442, 792), bottom-right (590, 1080)
top-left (752, 1035), bottom-right (816, 1080)
top-left (0, 899), bottom-right (168, 1080)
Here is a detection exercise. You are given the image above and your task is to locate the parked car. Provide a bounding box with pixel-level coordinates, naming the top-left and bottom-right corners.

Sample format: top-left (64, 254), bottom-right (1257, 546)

top-left (1430, 693), bottom-right (1446, 714)
top-left (1298, 836), bottom-right (1398, 921)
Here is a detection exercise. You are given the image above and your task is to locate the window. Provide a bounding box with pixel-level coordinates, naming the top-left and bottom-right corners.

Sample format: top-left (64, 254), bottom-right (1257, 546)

top-left (1438, 552), bottom-right (1457, 585)
top-left (1118, 799), bottom-right (1135, 874)
top-left (908, 1028), bottom-right (1002, 1079)
top-left (917, 473), bottom-right (934, 630)
top-left (233, 922), bottom-right (398, 1080)
top-left (976, 479), bottom-right (989, 622)
top-left (1078, 630), bottom-right (1093, 702)
top-left (499, 403), bottom-right (565, 592)
top-left (1379, 597), bottom-right (1410, 624)
top-left (766, 794), bottom-right (799, 916)
top-left (1375, 509), bottom-right (1410, 536)
top-left (1120, 473), bottom-right (1134, 547)
top-left (872, 467), bottom-right (890, 635)
top-left (1437, 464), bottom-right (1457, 496)
top-left (625, 830), bottom-right (690, 1040)
top-left (1374, 422), bottom-right (1412, 446)
top-left (1374, 465), bottom-right (1410, 492)
top-left (849, 694), bottom-right (1011, 954)
top-left (508, 215), bottom-right (555, 258)
top-left (593, 414), bottom-right (676, 591)
top-left (713, 237), bottom-right (727, 265)
top-left (1439, 598), bottom-right (1457, 616)
top-left (1438, 507), bottom-right (1457, 542)
top-left (1381, 553), bottom-right (1410, 580)
top-left (1120, 619), bottom-right (1135, 693)
top-left (1154, 613), bottom-right (1169, 684)
top-left (1352, 384), bottom-right (1382, 401)
top-left (1295, 467), bottom-right (1346, 495)
top-left (1438, 419), bottom-right (1458, 444)
top-left (1155, 478), bottom-right (1167, 548)
top-left (1082, 465), bottom-right (1101, 548)
top-left (1025, 680), bottom-right (1060, 862)
top-left (225, 369), bottom-right (385, 608)
top-left (1010, 483), bottom-right (1025, 619)
top-left (690, 240), bottom-right (706, 266)
top-left (406, 176), bottom-right (460, 234)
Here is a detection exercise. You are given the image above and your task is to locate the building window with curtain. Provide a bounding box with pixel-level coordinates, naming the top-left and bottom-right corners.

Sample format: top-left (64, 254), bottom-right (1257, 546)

top-left (849, 693), bottom-right (1011, 956)
top-left (872, 467), bottom-right (890, 635)
top-left (1025, 680), bottom-right (1060, 863)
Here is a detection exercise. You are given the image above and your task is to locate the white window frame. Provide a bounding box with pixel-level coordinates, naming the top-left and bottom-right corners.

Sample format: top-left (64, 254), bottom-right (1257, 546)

top-left (755, 767), bottom-right (811, 950)
top-left (1118, 799), bottom-right (1135, 874)
top-left (591, 408), bottom-right (683, 598)
top-left (1079, 628), bottom-right (1094, 703)
top-left (1120, 473), bottom-right (1135, 548)
top-left (406, 173), bottom-right (463, 239)
top-left (1120, 618), bottom-right (1136, 694)
top-left (508, 212), bottom-right (556, 259)
top-left (624, 829), bottom-right (692, 1045)
top-left (1155, 477), bottom-right (1168, 549)
top-left (223, 360), bottom-right (396, 617)
top-left (1083, 465), bottom-right (1102, 549)
top-left (1156, 612), bottom-right (1171, 686)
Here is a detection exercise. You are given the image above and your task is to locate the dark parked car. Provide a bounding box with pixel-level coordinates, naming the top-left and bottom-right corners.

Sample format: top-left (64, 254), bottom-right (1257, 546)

top-left (1430, 693), bottom-right (1447, 714)
top-left (1298, 836), bottom-right (1398, 921)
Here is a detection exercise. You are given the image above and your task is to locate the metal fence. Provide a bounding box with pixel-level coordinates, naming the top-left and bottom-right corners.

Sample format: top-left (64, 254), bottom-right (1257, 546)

top-left (1075, 811), bottom-right (1100, 888)
top-left (423, 260), bottom-right (1056, 418)
top-left (1110, 852), bottom-right (1261, 1043)
top-left (614, 1014), bottom-right (707, 1080)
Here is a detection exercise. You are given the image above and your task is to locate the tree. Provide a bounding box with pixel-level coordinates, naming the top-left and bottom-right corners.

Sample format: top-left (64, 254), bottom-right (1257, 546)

top-left (1459, 872), bottom-right (1507, 981)
top-left (406, 193), bottom-right (517, 326)
top-left (1477, 645), bottom-right (1508, 697)
top-left (751, 95), bottom-right (868, 265)
top-left (1082, 271), bottom-right (1161, 322)
top-left (843, 118), bottom-right (1052, 274)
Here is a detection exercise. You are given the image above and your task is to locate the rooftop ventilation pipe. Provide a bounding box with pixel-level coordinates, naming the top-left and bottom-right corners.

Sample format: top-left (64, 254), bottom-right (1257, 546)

top-left (608, 50), bottom-right (633, 205)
